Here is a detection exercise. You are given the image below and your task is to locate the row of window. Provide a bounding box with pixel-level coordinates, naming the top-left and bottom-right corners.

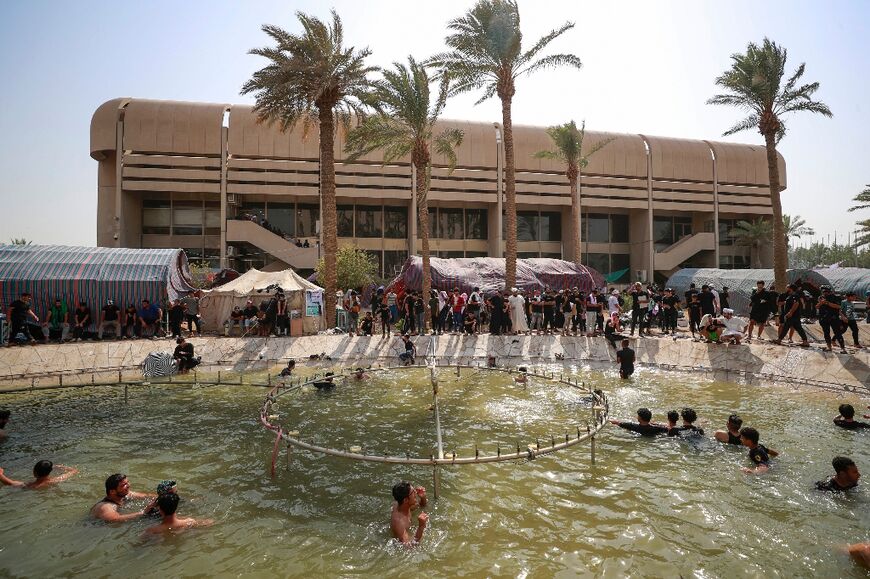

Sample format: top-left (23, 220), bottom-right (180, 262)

top-left (653, 216), bottom-right (693, 250)
top-left (583, 253), bottom-right (631, 283)
top-left (143, 200), bottom-right (221, 236)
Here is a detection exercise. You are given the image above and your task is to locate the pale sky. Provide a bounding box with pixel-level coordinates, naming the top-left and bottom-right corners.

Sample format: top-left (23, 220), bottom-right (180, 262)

top-left (1, 0), bottom-right (867, 247)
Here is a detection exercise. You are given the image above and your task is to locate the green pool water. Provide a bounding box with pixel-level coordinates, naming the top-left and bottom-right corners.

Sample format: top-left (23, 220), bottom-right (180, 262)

top-left (0, 366), bottom-right (867, 578)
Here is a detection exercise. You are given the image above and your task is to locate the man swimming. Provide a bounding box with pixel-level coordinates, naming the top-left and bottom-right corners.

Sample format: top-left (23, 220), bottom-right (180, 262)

top-left (91, 473), bottom-right (157, 522)
top-left (0, 460), bottom-right (78, 489)
top-left (714, 414), bottom-right (743, 445)
top-left (675, 408), bottom-right (704, 436)
top-left (352, 367), bottom-right (369, 381)
top-left (610, 408), bottom-right (668, 437)
top-left (390, 481), bottom-right (428, 546)
top-left (815, 456), bottom-right (860, 492)
top-left (279, 359), bottom-right (296, 377)
top-left (514, 366), bottom-right (528, 384)
top-left (665, 410), bottom-right (680, 436)
top-left (834, 404), bottom-right (870, 429)
top-left (740, 427), bottom-right (771, 474)
top-left (616, 339), bottom-right (635, 379)
top-left (142, 493), bottom-right (214, 536)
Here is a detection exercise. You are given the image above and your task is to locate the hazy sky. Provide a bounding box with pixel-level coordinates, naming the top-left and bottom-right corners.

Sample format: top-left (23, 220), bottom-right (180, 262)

top-left (1, 0), bottom-right (867, 247)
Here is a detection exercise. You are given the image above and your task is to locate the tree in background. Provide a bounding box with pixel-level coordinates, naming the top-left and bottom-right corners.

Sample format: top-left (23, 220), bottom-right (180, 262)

top-left (534, 120), bottom-right (613, 265)
top-left (242, 10), bottom-right (377, 327)
top-left (187, 261), bottom-right (213, 289)
top-left (344, 57), bottom-right (463, 328)
top-left (9, 238), bottom-right (31, 245)
top-left (708, 38), bottom-right (831, 290)
top-left (729, 218), bottom-right (772, 268)
top-left (848, 184), bottom-right (870, 248)
top-left (315, 246), bottom-right (379, 294)
top-left (783, 214), bottom-right (814, 242)
top-left (431, 0), bottom-right (581, 289)
top-left (789, 242), bottom-right (870, 269)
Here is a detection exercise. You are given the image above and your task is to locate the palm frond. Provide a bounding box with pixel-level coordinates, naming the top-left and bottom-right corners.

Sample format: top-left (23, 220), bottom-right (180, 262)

top-left (722, 114), bottom-right (760, 137)
top-left (517, 53), bottom-right (582, 78)
top-left (433, 127), bottom-right (465, 173)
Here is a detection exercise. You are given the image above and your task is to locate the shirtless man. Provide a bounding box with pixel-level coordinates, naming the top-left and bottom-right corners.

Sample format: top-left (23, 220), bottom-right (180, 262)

top-left (390, 481), bottom-right (428, 546)
top-left (0, 460), bottom-right (78, 489)
top-left (514, 367), bottom-right (528, 384)
top-left (352, 367), bottom-right (369, 381)
top-left (142, 493), bottom-right (214, 536)
top-left (714, 414), bottom-right (744, 445)
top-left (91, 473), bottom-right (157, 522)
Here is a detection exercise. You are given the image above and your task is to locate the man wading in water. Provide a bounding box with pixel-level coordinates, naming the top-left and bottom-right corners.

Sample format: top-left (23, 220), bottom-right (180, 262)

top-left (390, 481), bottom-right (428, 545)
top-left (91, 473), bottom-right (157, 522)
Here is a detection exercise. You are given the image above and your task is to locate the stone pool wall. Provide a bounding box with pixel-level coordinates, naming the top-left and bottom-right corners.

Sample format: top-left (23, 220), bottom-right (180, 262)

top-left (0, 334), bottom-right (867, 394)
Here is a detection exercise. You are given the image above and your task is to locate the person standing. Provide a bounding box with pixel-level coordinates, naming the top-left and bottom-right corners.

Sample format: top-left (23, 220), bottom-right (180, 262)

top-left (616, 339), bottom-right (635, 379)
top-left (841, 292), bottom-right (863, 349)
top-left (275, 294), bottom-right (289, 336)
top-left (168, 300), bottom-right (186, 339)
top-left (528, 290), bottom-right (543, 334)
top-left (488, 291), bottom-right (505, 336)
top-left (180, 293), bottom-right (202, 336)
top-left (629, 283), bottom-right (647, 337)
top-left (698, 285), bottom-right (716, 318)
top-left (451, 289), bottom-right (465, 334)
top-left (661, 288), bottom-right (680, 335)
top-left (772, 285), bottom-right (809, 347)
top-left (541, 288), bottom-right (556, 334)
top-left (720, 286), bottom-right (731, 311)
top-left (414, 292), bottom-right (425, 336)
top-left (507, 288), bottom-right (529, 335)
top-left (585, 289), bottom-right (602, 337)
top-left (745, 281), bottom-right (771, 343)
top-left (817, 286), bottom-right (846, 354)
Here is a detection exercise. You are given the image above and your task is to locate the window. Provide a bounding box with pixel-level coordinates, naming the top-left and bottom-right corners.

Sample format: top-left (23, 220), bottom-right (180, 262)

top-left (440, 251), bottom-right (465, 258)
top-left (586, 214), bottom-right (609, 243)
top-left (183, 247), bottom-right (203, 261)
top-left (584, 253), bottom-right (610, 275)
top-left (541, 252), bottom-right (562, 259)
top-left (142, 200), bottom-right (170, 234)
top-left (355, 206), bottom-right (382, 238)
top-left (465, 208), bottom-right (488, 240)
top-left (203, 247), bottom-right (221, 269)
top-left (719, 219), bottom-right (737, 246)
top-left (540, 212), bottom-right (561, 241)
top-left (267, 202), bottom-right (295, 237)
top-left (610, 214), bottom-right (629, 243)
top-left (439, 208), bottom-right (464, 240)
top-left (296, 204), bottom-right (318, 238)
top-left (384, 206), bottom-right (408, 239)
top-left (465, 251), bottom-right (488, 258)
top-left (517, 211), bottom-right (540, 241)
top-left (610, 253), bottom-right (630, 282)
top-left (337, 205), bottom-right (354, 237)
top-left (653, 217), bottom-right (674, 248)
top-left (674, 217), bottom-right (693, 240)
top-left (173, 201), bottom-right (203, 236)
top-left (384, 250), bottom-right (408, 277)
top-left (240, 202), bottom-right (265, 223)
top-left (204, 202), bottom-right (221, 236)
top-left (425, 207), bottom-right (438, 238)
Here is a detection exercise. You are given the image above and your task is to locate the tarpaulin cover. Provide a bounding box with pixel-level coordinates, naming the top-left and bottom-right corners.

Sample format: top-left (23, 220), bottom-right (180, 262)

top-left (0, 245), bottom-right (194, 319)
top-left (388, 257), bottom-right (605, 295)
top-left (813, 267), bottom-right (870, 297)
top-left (200, 268), bottom-right (323, 334)
top-left (666, 268), bottom-right (832, 315)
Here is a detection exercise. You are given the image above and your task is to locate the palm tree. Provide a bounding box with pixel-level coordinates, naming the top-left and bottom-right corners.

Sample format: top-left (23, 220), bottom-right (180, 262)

top-left (707, 38), bottom-right (831, 290)
top-left (344, 57), bottom-right (464, 328)
top-left (430, 0), bottom-right (581, 289)
top-left (9, 238), bottom-right (31, 245)
top-left (241, 10), bottom-right (376, 327)
top-left (782, 214), bottom-right (814, 245)
top-left (730, 218), bottom-right (772, 268)
top-left (534, 120), bottom-right (613, 265)
top-left (848, 184), bottom-right (870, 247)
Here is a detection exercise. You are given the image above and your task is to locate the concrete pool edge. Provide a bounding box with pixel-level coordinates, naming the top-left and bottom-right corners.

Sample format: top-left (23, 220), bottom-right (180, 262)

top-left (0, 334), bottom-right (867, 395)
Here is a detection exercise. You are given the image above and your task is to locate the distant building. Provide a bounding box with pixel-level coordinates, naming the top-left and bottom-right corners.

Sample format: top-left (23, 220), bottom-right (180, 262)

top-left (91, 98), bottom-right (782, 282)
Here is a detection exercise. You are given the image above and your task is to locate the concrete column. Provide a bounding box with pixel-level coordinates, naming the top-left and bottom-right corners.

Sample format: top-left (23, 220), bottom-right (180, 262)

top-left (492, 123), bottom-right (504, 257)
top-left (409, 163), bottom-right (417, 256)
top-left (704, 140), bottom-right (720, 268)
top-left (639, 135), bottom-right (655, 278)
top-left (114, 120), bottom-right (123, 248)
top-left (220, 107), bottom-right (230, 269)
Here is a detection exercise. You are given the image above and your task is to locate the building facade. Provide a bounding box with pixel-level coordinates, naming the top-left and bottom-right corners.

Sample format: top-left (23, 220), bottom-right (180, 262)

top-left (91, 98), bottom-right (784, 282)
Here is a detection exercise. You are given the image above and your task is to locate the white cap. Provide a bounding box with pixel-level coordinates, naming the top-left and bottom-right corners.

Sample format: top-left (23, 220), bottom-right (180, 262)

top-left (723, 308), bottom-right (734, 315)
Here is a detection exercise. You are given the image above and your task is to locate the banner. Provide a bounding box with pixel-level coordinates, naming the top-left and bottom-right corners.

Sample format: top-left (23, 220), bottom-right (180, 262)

top-left (305, 290), bottom-right (323, 317)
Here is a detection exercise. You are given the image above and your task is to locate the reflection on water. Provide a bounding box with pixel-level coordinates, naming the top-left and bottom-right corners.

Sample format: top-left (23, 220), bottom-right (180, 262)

top-left (0, 367), bottom-right (867, 577)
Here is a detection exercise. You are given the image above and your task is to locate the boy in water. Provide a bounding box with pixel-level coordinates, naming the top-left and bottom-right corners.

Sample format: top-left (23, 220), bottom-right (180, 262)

top-left (714, 414), bottom-right (743, 445)
top-left (609, 408), bottom-right (668, 437)
top-left (676, 408), bottom-right (705, 436)
top-left (390, 481), bottom-right (428, 546)
top-left (815, 456), bottom-right (860, 492)
top-left (616, 339), bottom-right (635, 379)
top-left (142, 492), bottom-right (214, 535)
top-left (514, 367), bottom-right (528, 384)
top-left (834, 404), bottom-right (870, 429)
top-left (740, 427), bottom-right (771, 474)
top-left (0, 460), bottom-right (78, 489)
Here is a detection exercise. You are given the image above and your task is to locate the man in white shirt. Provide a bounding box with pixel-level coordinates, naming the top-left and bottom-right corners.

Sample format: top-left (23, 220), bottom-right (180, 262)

top-left (718, 308), bottom-right (746, 344)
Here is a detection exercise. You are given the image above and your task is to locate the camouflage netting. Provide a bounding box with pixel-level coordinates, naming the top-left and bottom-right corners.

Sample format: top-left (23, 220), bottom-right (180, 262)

top-left (388, 257), bottom-right (605, 295)
top-left (813, 267), bottom-right (870, 298)
top-left (666, 268), bottom-right (832, 315)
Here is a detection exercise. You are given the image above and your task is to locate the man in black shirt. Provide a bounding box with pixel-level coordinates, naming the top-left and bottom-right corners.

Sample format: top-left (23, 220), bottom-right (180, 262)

top-left (168, 300), bottom-right (186, 339)
top-left (772, 284), bottom-right (809, 347)
top-left (173, 337), bottom-right (198, 373)
top-left (541, 289), bottom-right (556, 334)
top-left (817, 285), bottom-right (846, 353)
top-left (73, 301), bottom-right (92, 342)
top-left (686, 293), bottom-right (702, 338)
top-left (629, 282), bottom-right (648, 336)
top-left (98, 299), bottom-right (121, 340)
top-left (815, 456), bottom-right (860, 492)
top-left (714, 414), bottom-right (743, 445)
top-left (610, 408), bottom-right (668, 436)
top-left (745, 281), bottom-right (771, 343)
top-left (488, 292), bottom-right (505, 336)
top-left (683, 283), bottom-right (698, 308)
top-left (661, 288), bottom-right (680, 335)
top-left (834, 404), bottom-right (870, 429)
top-left (720, 286), bottom-right (730, 311)
top-left (676, 407), bottom-right (705, 436)
top-left (616, 338), bottom-right (635, 379)
top-left (740, 427), bottom-right (770, 474)
top-left (698, 285), bottom-right (716, 317)
top-left (6, 293), bottom-right (38, 345)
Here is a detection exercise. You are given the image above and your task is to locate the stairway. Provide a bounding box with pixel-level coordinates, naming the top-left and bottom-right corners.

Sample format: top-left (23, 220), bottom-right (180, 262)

top-left (226, 219), bottom-right (319, 270)
top-left (654, 232), bottom-right (715, 272)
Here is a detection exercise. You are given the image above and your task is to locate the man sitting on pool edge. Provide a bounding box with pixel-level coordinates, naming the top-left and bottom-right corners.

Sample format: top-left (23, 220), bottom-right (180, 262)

top-left (142, 492), bottom-right (214, 536)
top-left (390, 481), bottom-right (428, 546)
top-left (0, 460), bottom-right (78, 489)
top-left (91, 473), bottom-right (157, 522)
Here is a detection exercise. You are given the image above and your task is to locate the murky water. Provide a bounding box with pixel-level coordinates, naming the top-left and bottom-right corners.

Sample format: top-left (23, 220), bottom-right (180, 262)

top-left (0, 367), bottom-right (867, 577)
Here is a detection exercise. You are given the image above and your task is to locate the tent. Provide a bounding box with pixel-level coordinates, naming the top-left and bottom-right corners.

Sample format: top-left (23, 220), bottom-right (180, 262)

top-left (199, 268), bottom-right (324, 335)
top-left (0, 245), bottom-right (194, 322)
top-left (666, 268), bottom-right (832, 315)
top-left (388, 256), bottom-right (605, 295)
top-left (813, 267), bottom-right (870, 298)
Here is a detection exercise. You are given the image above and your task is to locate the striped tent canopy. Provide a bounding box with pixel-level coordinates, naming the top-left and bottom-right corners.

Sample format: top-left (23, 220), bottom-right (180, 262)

top-left (0, 245), bottom-right (195, 320)
top-left (813, 267), bottom-right (870, 298)
top-left (388, 257), bottom-right (605, 296)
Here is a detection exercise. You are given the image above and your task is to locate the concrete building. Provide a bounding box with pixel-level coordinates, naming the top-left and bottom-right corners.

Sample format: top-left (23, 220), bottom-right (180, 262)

top-left (91, 97), bottom-right (784, 282)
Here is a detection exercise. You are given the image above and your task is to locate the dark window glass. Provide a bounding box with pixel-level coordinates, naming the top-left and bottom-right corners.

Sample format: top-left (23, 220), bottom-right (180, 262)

top-left (517, 251), bottom-right (540, 259)
top-left (517, 211), bottom-right (540, 241)
top-left (267, 202), bottom-right (295, 237)
top-left (719, 219), bottom-right (735, 246)
top-left (610, 253), bottom-right (630, 282)
top-left (541, 252), bottom-right (562, 259)
top-left (585, 253), bottom-right (610, 275)
top-left (142, 200), bottom-right (170, 234)
top-left (203, 247), bottom-right (221, 269)
top-left (586, 213), bottom-right (609, 243)
top-left (674, 217), bottom-right (693, 240)
top-left (465, 251), bottom-right (488, 258)
top-left (540, 212), bottom-right (562, 241)
top-left (653, 217), bottom-right (674, 249)
top-left (183, 247), bottom-right (204, 260)
top-left (465, 209), bottom-right (488, 240)
top-left (384, 206), bottom-right (408, 239)
top-left (439, 208), bottom-right (464, 240)
top-left (355, 206), bottom-right (382, 238)
top-left (337, 205), bottom-right (354, 237)
top-left (173, 201), bottom-right (203, 236)
top-left (239, 202), bottom-right (266, 223)
top-left (296, 204), bottom-right (318, 238)
top-left (384, 250), bottom-right (408, 277)
top-left (204, 202), bottom-right (221, 236)
top-left (426, 207), bottom-right (438, 238)
top-left (610, 214), bottom-right (629, 243)
top-left (441, 251), bottom-right (465, 258)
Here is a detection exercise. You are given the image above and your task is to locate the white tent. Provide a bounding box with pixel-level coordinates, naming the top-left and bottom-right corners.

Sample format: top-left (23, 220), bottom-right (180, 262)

top-left (200, 269), bottom-right (324, 335)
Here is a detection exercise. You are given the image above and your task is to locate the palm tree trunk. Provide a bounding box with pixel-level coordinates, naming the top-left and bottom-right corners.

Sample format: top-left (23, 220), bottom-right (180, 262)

top-left (764, 132), bottom-right (787, 290)
top-left (319, 106), bottom-right (338, 327)
top-left (569, 165), bottom-right (581, 265)
top-left (501, 96), bottom-right (517, 290)
top-left (415, 157), bottom-right (432, 331)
